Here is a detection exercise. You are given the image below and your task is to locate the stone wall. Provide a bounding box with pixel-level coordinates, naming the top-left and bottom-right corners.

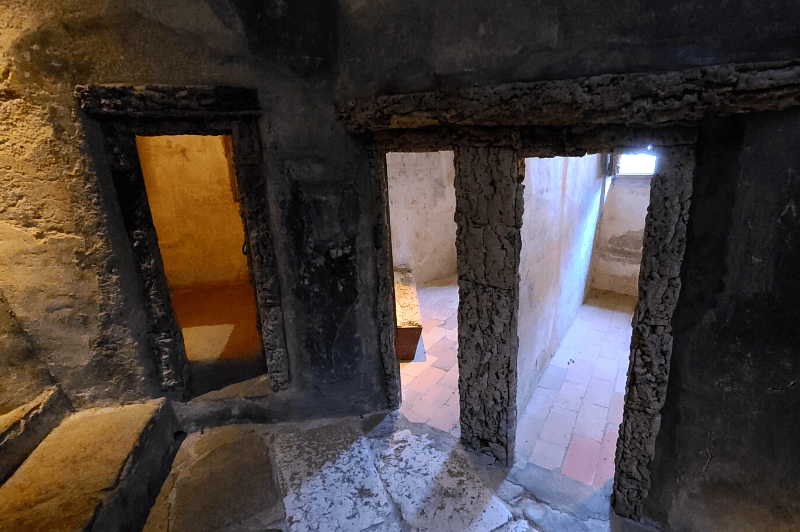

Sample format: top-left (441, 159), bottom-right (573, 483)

top-left (590, 172), bottom-right (652, 296)
top-left (0, 0), bottom-right (387, 416)
top-left (642, 110), bottom-right (800, 531)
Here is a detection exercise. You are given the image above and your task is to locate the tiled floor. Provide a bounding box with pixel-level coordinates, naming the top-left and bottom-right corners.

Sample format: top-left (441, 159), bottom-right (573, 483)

top-left (515, 288), bottom-right (636, 490)
top-left (400, 276), bottom-right (635, 494)
top-left (398, 276), bottom-right (461, 437)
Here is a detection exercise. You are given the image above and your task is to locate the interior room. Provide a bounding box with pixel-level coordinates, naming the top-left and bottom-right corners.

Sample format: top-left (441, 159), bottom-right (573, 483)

top-left (0, 2), bottom-right (798, 531)
top-left (385, 151), bottom-right (462, 435)
top-left (136, 134), bottom-right (267, 395)
top-left (514, 152), bottom-right (655, 505)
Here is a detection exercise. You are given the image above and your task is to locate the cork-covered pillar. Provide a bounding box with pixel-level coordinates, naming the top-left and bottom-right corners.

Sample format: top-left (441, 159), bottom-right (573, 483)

top-left (454, 146), bottom-right (524, 465)
top-left (612, 145), bottom-right (695, 519)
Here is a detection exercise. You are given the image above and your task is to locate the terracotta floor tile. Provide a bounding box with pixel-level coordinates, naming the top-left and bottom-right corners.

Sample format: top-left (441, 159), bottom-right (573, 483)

top-left (422, 318), bottom-right (443, 331)
top-left (531, 438), bottom-right (567, 471)
top-left (522, 387), bottom-right (559, 418)
top-left (441, 313), bottom-right (458, 330)
top-left (562, 435), bottom-right (601, 484)
top-left (439, 366), bottom-right (459, 390)
top-left (406, 367), bottom-right (446, 394)
top-left (539, 406), bottom-right (577, 446)
top-left (593, 356), bottom-right (619, 381)
top-left (584, 377), bottom-right (614, 408)
top-left (431, 348), bottom-right (458, 371)
top-left (401, 388), bottom-right (424, 406)
top-left (426, 337), bottom-right (456, 357)
top-left (419, 384), bottom-right (457, 411)
top-left (593, 452), bottom-right (616, 489)
top-left (550, 348), bottom-right (579, 368)
top-left (427, 404), bottom-right (460, 433)
top-left (553, 380), bottom-right (587, 412)
top-left (608, 392), bottom-right (625, 426)
top-left (565, 360), bottom-right (594, 385)
top-left (594, 425), bottom-right (620, 488)
top-left (400, 361), bottom-right (429, 378)
top-left (402, 407), bottom-right (432, 424)
top-left (445, 392), bottom-right (459, 407)
top-left (422, 327), bottom-right (448, 347)
top-left (516, 412), bottom-right (549, 458)
top-left (539, 365), bottom-right (568, 391)
top-left (574, 402), bottom-right (608, 442)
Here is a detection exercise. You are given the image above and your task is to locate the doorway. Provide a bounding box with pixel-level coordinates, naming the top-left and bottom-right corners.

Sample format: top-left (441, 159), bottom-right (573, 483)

top-left (136, 134), bottom-right (265, 395)
top-left (385, 151), bottom-right (461, 435)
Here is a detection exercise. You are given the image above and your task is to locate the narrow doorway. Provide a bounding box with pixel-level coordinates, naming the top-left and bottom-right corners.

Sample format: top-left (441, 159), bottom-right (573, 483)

top-left (385, 151), bottom-right (461, 436)
top-left (135, 135), bottom-right (265, 395)
top-left (514, 152), bottom-right (655, 501)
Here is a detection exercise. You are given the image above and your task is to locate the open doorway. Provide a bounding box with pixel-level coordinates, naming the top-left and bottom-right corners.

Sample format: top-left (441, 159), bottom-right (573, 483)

top-left (514, 151), bottom-right (655, 502)
top-left (135, 135), bottom-right (266, 395)
top-left (385, 151), bottom-right (461, 436)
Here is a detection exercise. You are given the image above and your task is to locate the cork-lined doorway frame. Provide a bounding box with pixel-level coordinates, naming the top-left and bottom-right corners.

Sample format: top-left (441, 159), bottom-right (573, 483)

top-left (75, 85), bottom-right (290, 399)
top-left (337, 59), bottom-right (800, 520)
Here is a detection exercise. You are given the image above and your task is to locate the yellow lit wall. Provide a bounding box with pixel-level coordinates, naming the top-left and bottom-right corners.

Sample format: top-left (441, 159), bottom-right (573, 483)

top-left (136, 135), bottom-right (249, 288)
top-left (136, 135), bottom-right (261, 361)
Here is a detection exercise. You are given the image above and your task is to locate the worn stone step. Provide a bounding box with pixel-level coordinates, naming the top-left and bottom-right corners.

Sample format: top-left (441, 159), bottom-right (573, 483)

top-left (0, 385), bottom-right (71, 485)
top-left (142, 424), bottom-right (284, 532)
top-left (0, 398), bottom-right (182, 532)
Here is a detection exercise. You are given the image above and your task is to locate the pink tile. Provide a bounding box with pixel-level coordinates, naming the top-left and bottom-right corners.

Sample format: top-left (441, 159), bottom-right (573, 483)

top-left (516, 411), bottom-right (549, 458)
top-left (401, 388), bottom-right (424, 406)
top-left (594, 425), bottom-right (620, 488)
top-left (539, 365), bottom-right (568, 391)
top-left (439, 366), bottom-right (459, 390)
top-left (539, 407), bottom-right (577, 446)
top-left (601, 424), bottom-right (619, 460)
top-left (593, 356), bottom-right (619, 381)
top-left (402, 407), bottom-right (431, 424)
top-left (584, 377), bottom-right (614, 408)
top-left (574, 402), bottom-right (608, 442)
top-left (565, 360), bottom-right (593, 385)
top-left (562, 435), bottom-right (601, 484)
top-left (531, 438), bottom-right (567, 471)
top-left (427, 404), bottom-right (460, 433)
top-left (406, 367), bottom-right (446, 394)
top-left (608, 392), bottom-right (625, 426)
top-left (553, 380), bottom-right (587, 411)
top-left (419, 383), bottom-right (457, 410)
top-left (422, 318), bottom-right (443, 331)
top-left (593, 452), bottom-right (616, 489)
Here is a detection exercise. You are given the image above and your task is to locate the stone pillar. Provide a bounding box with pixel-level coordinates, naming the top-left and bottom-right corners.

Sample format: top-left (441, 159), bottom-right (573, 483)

top-left (612, 146), bottom-right (695, 518)
top-left (454, 146), bottom-right (524, 465)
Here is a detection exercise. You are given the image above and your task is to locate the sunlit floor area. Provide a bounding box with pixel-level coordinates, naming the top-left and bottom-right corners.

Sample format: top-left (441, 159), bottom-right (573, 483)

top-left (398, 276), bottom-right (461, 436)
top-left (510, 289), bottom-right (635, 513)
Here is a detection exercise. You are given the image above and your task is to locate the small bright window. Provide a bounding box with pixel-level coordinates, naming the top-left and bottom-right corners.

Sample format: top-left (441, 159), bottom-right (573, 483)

top-left (618, 153), bottom-right (657, 175)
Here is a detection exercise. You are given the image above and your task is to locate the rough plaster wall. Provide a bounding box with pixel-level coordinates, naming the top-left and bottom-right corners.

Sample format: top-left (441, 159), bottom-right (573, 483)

top-left (591, 175), bottom-right (651, 296)
top-left (386, 151), bottom-right (457, 285)
top-left (455, 146), bottom-right (523, 466)
top-left (338, 0), bottom-right (800, 96)
top-left (642, 111), bottom-right (800, 531)
top-left (517, 155), bottom-right (603, 416)
top-left (0, 0), bottom-right (388, 416)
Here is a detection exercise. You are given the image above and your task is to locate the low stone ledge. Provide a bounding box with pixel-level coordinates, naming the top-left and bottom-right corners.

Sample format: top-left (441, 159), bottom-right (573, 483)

top-left (0, 398), bottom-right (182, 532)
top-left (0, 385), bottom-right (71, 485)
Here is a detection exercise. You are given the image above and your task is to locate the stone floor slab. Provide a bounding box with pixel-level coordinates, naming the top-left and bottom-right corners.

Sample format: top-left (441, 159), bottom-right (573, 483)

top-left (372, 428), bottom-right (512, 532)
top-left (142, 425), bottom-right (284, 532)
top-left (272, 421), bottom-right (395, 532)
